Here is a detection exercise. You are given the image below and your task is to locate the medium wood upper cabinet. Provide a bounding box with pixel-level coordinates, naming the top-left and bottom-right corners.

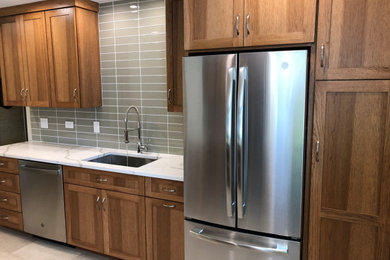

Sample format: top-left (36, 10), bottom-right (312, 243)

top-left (20, 12), bottom-right (51, 107)
top-left (166, 0), bottom-right (185, 112)
top-left (184, 0), bottom-right (243, 50)
top-left (0, 0), bottom-right (102, 108)
top-left (309, 81), bottom-right (390, 259)
top-left (184, 0), bottom-right (316, 50)
top-left (316, 0), bottom-right (390, 80)
top-left (146, 198), bottom-right (184, 260)
top-left (0, 16), bottom-right (25, 106)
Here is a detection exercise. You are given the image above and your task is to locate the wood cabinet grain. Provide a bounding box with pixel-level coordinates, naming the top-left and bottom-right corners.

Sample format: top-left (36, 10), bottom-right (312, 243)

top-left (20, 11), bottom-right (51, 107)
top-left (0, 16), bottom-right (26, 106)
top-left (316, 0), bottom-right (390, 80)
top-left (64, 184), bottom-right (104, 253)
top-left (244, 0), bottom-right (316, 46)
top-left (309, 80), bottom-right (390, 259)
top-left (102, 190), bottom-right (146, 260)
top-left (146, 198), bottom-right (184, 260)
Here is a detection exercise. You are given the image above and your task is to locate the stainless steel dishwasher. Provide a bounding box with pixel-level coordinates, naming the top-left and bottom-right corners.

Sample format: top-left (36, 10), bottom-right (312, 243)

top-left (19, 160), bottom-right (66, 243)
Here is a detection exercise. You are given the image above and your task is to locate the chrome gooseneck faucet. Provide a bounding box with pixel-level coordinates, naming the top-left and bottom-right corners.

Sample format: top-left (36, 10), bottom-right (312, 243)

top-left (124, 106), bottom-right (147, 153)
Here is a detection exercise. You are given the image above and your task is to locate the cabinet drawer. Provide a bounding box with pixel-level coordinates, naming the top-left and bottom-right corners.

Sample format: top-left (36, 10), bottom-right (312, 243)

top-left (145, 178), bottom-right (183, 202)
top-left (63, 166), bottom-right (144, 195)
top-left (0, 172), bottom-right (20, 193)
top-left (0, 157), bottom-right (18, 174)
top-left (0, 191), bottom-right (21, 212)
top-left (0, 208), bottom-right (23, 231)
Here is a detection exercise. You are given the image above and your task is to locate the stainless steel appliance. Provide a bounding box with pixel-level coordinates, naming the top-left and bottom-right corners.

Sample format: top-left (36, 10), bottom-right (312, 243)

top-left (19, 160), bottom-right (66, 243)
top-left (184, 50), bottom-right (308, 259)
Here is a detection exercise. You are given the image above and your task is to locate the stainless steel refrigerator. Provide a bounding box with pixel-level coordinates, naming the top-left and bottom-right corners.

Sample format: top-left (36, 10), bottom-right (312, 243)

top-left (183, 50), bottom-right (308, 260)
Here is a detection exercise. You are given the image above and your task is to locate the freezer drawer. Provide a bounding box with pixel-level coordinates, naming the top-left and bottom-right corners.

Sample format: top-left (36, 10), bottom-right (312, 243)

top-left (185, 221), bottom-right (300, 260)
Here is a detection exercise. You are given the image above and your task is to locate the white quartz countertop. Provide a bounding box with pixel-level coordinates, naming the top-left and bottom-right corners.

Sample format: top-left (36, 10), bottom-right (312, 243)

top-left (0, 141), bottom-right (183, 181)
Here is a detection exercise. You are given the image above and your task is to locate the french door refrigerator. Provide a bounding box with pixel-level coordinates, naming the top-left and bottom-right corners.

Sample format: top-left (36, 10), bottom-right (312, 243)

top-left (183, 50), bottom-right (308, 260)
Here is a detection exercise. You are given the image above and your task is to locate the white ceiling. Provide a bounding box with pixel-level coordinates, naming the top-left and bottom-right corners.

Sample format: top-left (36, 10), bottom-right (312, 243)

top-left (0, 0), bottom-right (111, 8)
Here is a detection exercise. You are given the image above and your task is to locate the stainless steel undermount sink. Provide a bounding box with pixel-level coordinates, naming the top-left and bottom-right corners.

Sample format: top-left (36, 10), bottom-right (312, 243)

top-left (87, 154), bottom-right (157, 168)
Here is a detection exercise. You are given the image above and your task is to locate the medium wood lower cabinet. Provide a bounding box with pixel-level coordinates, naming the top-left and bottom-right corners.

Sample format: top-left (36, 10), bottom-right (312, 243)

top-left (64, 184), bottom-right (146, 260)
top-left (146, 198), bottom-right (184, 260)
top-left (308, 80), bottom-right (390, 259)
top-left (64, 184), bottom-right (104, 253)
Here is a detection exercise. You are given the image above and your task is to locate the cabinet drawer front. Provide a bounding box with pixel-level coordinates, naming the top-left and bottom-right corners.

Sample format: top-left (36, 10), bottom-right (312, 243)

top-left (0, 172), bottom-right (20, 193)
top-left (0, 191), bottom-right (21, 212)
top-left (0, 157), bottom-right (18, 174)
top-left (0, 208), bottom-right (23, 231)
top-left (145, 178), bottom-right (183, 202)
top-left (64, 166), bottom-right (144, 195)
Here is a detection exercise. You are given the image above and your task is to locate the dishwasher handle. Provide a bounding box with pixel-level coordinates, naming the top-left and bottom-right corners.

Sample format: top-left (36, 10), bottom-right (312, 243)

top-left (19, 164), bottom-right (61, 175)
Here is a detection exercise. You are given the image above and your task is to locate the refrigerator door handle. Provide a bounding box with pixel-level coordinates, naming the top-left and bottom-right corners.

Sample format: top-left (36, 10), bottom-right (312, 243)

top-left (189, 228), bottom-right (289, 255)
top-left (237, 66), bottom-right (248, 219)
top-left (225, 67), bottom-right (236, 218)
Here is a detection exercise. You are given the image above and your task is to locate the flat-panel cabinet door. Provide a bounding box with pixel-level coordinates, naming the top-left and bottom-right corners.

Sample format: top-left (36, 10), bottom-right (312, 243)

top-left (20, 12), bottom-right (51, 107)
top-left (0, 16), bottom-right (25, 106)
top-left (184, 0), bottom-right (243, 50)
top-left (309, 81), bottom-right (390, 259)
top-left (45, 8), bottom-right (80, 108)
top-left (316, 0), bottom-right (390, 80)
top-left (64, 184), bottom-right (104, 254)
top-left (102, 190), bottom-right (146, 260)
top-left (146, 198), bottom-right (184, 260)
top-left (244, 0), bottom-right (316, 46)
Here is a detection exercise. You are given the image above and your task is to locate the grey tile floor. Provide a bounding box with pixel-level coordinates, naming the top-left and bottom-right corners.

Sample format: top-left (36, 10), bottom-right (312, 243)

top-left (0, 227), bottom-right (114, 259)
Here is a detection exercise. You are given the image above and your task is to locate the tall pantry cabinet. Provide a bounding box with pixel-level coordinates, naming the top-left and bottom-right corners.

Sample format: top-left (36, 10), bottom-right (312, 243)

top-left (309, 0), bottom-right (390, 259)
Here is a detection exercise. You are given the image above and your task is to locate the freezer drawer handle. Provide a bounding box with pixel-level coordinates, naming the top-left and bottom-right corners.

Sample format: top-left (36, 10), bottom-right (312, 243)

top-left (190, 228), bottom-right (288, 255)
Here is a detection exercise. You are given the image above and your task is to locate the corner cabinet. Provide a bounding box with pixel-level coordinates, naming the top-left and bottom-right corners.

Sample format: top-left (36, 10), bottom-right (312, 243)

top-left (184, 0), bottom-right (316, 50)
top-left (316, 0), bottom-right (390, 80)
top-left (308, 81), bottom-right (390, 259)
top-left (0, 1), bottom-right (101, 108)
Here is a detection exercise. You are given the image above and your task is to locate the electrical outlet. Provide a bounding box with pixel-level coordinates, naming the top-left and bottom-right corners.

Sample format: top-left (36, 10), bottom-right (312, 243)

top-left (93, 121), bottom-right (100, 134)
top-left (40, 118), bottom-right (48, 129)
top-left (65, 121), bottom-right (74, 129)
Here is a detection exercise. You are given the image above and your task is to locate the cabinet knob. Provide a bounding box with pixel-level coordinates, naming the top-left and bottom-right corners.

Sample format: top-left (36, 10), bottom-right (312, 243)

top-left (20, 89), bottom-right (25, 98)
top-left (162, 204), bottom-right (176, 208)
top-left (162, 187), bottom-right (176, 193)
top-left (25, 88), bottom-right (29, 97)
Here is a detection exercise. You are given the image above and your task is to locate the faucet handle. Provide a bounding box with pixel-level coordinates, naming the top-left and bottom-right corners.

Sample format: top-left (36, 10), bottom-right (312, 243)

top-left (137, 142), bottom-right (147, 153)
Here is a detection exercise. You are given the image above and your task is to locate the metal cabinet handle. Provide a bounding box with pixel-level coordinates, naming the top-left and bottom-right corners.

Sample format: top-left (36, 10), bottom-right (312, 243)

top-left (162, 204), bottom-right (175, 208)
top-left (102, 197), bottom-right (106, 212)
top-left (0, 198), bottom-right (8, 202)
top-left (0, 216), bottom-right (8, 221)
top-left (0, 180), bottom-right (6, 184)
top-left (168, 89), bottom-right (173, 105)
top-left (20, 89), bottom-right (25, 98)
top-left (246, 14), bottom-right (250, 35)
top-left (316, 141), bottom-right (320, 162)
top-left (235, 15), bottom-right (240, 36)
top-left (320, 44), bottom-right (325, 67)
top-left (96, 178), bottom-right (108, 183)
top-left (162, 187), bottom-right (176, 193)
top-left (96, 196), bottom-right (100, 210)
top-left (237, 67), bottom-right (248, 219)
top-left (190, 228), bottom-right (288, 255)
top-left (0, 163), bottom-right (5, 166)
top-left (73, 88), bottom-right (77, 100)
top-left (225, 68), bottom-right (236, 218)
top-left (25, 88), bottom-right (29, 97)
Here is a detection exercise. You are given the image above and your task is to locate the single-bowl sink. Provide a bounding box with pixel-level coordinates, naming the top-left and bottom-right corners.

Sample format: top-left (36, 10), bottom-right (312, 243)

top-left (87, 154), bottom-right (157, 168)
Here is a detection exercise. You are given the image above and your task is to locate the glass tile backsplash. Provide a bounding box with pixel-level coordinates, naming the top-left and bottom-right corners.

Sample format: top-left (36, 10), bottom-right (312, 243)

top-left (29, 0), bottom-right (184, 155)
